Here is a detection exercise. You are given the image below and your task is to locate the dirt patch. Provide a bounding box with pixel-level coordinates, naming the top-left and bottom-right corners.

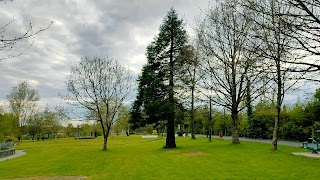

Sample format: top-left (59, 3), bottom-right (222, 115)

top-left (166, 150), bottom-right (183, 154)
top-left (183, 151), bottom-right (205, 156)
top-left (7, 176), bottom-right (87, 180)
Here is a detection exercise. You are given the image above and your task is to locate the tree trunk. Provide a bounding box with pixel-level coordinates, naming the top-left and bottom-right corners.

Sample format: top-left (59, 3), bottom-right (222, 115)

top-left (191, 86), bottom-right (195, 139)
top-left (103, 135), bottom-right (107, 150)
top-left (272, 99), bottom-right (281, 150)
top-left (272, 59), bottom-right (282, 151)
top-left (165, 16), bottom-right (176, 149)
top-left (102, 127), bottom-right (110, 150)
top-left (209, 98), bottom-right (212, 142)
top-left (231, 110), bottom-right (240, 144)
top-left (272, 116), bottom-right (279, 150)
top-left (100, 119), bottom-right (108, 150)
top-left (19, 125), bottom-right (23, 142)
top-left (246, 76), bottom-right (253, 125)
top-left (166, 61), bottom-right (176, 148)
top-left (312, 127), bottom-right (315, 140)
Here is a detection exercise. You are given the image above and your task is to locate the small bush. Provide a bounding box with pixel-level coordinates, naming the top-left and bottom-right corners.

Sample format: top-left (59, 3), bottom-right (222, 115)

top-left (5, 135), bottom-right (17, 142)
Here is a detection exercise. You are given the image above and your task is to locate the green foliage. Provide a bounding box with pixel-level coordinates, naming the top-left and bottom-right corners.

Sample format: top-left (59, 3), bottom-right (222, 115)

top-left (193, 107), bottom-right (208, 134)
top-left (0, 113), bottom-right (19, 141)
top-left (247, 100), bottom-right (275, 139)
top-left (279, 104), bottom-right (307, 141)
top-left (187, 106), bottom-right (234, 136)
top-left (246, 87), bottom-right (320, 141)
top-left (314, 88), bottom-right (320, 100)
top-left (113, 106), bottom-right (130, 134)
top-left (238, 113), bottom-right (249, 137)
top-left (278, 91), bottom-right (320, 141)
top-left (305, 100), bottom-right (320, 125)
top-left (130, 8), bottom-right (188, 131)
top-left (0, 106), bottom-right (65, 141)
top-left (129, 64), bottom-right (170, 129)
top-left (130, 8), bottom-right (188, 148)
top-left (27, 113), bottom-right (43, 140)
top-left (65, 123), bottom-right (75, 137)
top-left (7, 81), bottom-right (39, 127)
top-left (72, 123), bottom-right (100, 137)
top-left (79, 124), bottom-right (91, 137)
top-left (5, 81), bottom-right (40, 141)
top-left (212, 110), bottom-right (232, 135)
top-left (135, 125), bottom-right (153, 134)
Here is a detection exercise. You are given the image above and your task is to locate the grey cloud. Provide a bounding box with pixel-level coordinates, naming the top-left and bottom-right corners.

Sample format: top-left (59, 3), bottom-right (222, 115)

top-left (0, 0), bottom-right (210, 107)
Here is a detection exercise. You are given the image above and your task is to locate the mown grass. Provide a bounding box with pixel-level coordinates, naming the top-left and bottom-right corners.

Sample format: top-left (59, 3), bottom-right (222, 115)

top-left (0, 135), bottom-right (318, 179)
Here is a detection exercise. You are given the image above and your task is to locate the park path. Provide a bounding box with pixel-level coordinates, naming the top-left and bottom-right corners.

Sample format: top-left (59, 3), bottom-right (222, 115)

top-left (0, 150), bottom-right (26, 162)
top-left (195, 134), bottom-right (303, 147)
top-left (220, 136), bottom-right (302, 147)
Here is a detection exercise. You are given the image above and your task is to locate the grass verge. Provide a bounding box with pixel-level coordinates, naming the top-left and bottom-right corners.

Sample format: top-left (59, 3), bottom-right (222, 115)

top-left (0, 135), bottom-right (318, 179)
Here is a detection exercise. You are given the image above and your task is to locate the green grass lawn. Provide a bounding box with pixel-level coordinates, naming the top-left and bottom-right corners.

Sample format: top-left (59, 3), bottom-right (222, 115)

top-left (0, 135), bottom-right (318, 179)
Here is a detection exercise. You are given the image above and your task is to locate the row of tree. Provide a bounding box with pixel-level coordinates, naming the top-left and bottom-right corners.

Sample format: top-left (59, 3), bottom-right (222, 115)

top-left (247, 97), bottom-right (320, 141)
top-left (0, 80), bottom-right (132, 142)
top-left (185, 88), bottom-right (320, 142)
top-left (129, 0), bottom-right (320, 151)
top-left (0, 81), bottom-right (64, 141)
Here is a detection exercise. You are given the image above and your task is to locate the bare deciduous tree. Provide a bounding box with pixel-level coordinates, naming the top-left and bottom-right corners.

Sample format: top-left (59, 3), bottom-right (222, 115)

top-left (197, 0), bottom-right (266, 144)
top-left (243, 0), bottom-right (320, 81)
top-left (0, 1), bottom-right (52, 61)
top-left (279, 0), bottom-right (320, 81)
top-left (176, 45), bottom-right (201, 139)
top-left (64, 57), bottom-right (134, 150)
top-left (243, 0), bottom-right (302, 150)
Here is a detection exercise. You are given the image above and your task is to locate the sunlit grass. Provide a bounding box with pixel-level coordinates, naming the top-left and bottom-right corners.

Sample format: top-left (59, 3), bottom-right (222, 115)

top-left (0, 135), bottom-right (318, 179)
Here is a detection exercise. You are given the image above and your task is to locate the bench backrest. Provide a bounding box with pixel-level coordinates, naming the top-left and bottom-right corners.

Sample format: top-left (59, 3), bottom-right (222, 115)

top-left (0, 142), bottom-right (13, 150)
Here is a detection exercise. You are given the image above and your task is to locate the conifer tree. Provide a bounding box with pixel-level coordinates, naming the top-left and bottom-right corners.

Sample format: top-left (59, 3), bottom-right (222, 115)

top-left (130, 8), bottom-right (188, 148)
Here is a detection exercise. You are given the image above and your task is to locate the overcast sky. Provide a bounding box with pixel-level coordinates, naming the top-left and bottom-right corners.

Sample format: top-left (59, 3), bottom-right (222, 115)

top-left (0, 0), bottom-right (212, 108)
top-left (0, 0), bottom-right (317, 111)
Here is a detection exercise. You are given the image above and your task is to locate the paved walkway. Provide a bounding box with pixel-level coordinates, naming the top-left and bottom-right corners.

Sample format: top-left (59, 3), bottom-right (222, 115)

top-left (195, 134), bottom-right (304, 147)
top-left (218, 136), bottom-right (302, 147)
top-left (195, 135), bottom-right (320, 157)
top-left (0, 150), bottom-right (26, 162)
top-left (292, 152), bottom-right (320, 158)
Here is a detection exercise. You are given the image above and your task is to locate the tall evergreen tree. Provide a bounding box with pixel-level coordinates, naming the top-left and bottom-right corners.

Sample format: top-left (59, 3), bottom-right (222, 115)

top-left (130, 8), bottom-right (188, 148)
top-left (130, 63), bottom-right (170, 130)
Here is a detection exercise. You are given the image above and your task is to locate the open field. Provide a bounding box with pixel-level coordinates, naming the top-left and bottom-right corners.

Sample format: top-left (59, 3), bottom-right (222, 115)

top-left (0, 136), bottom-right (319, 179)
